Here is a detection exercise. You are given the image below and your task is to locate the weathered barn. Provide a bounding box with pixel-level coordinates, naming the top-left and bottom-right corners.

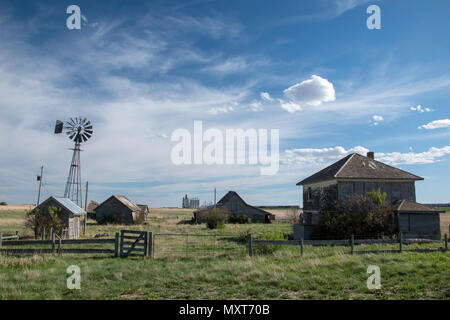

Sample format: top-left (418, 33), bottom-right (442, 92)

top-left (33, 196), bottom-right (86, 239)
top-left (194, 191), bottom-right (275, 223)
top-left (95, 195), bottom-right (144, 224)
top-left (137, 204), bottom-right (150, 221)
top-left (295, 152), bottom-right (441, 240)
top-left (394, 200), bottom-right (443, 240)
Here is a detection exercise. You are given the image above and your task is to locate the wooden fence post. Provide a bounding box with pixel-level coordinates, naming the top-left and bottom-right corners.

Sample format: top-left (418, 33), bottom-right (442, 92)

top-left (445, 233), bottom-right (448, 252)
top-left (399, 233), bottom-right (403, 253)
top-left (50, 227), bottom-right (53, 242)
top-left (51, 233), bottom-right (55, 254)
top-left (58, 234), bottom-right (62, 255)
top-left (144, 232), bottom-right (148, 257)
top-left (0, 232), bottom-right (2, 249)
top-left (350, 235), bottom-right (354, 254)
top-left (248, 234), bottom-right (253, 257)
top-left (148, 232), bottom-right (152, 258)
top-left (42, 227), bottom-right (45, 240)
top-left (300, 239), bottom-right (303, 257)
top-left (114, 232), bottom-right (119, 257)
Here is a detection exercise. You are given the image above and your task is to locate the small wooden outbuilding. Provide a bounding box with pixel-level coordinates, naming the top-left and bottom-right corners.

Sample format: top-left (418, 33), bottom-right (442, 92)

top-left (136, 204), bottom-right (150, 221)
top-left (33, 196), bottom-right (86, 239)
top-left (95, 195), bottom-right (144, 224)
top-left (194, 191), bottom-right (275, 223)
top-left (394, 200), bottom-right (443, 240)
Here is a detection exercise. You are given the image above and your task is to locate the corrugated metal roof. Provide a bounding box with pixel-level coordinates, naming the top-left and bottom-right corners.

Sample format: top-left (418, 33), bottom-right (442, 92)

top-left (113, 195), bottom-right (141, 212)
top-left (52, 197), bottom-right (86, 215)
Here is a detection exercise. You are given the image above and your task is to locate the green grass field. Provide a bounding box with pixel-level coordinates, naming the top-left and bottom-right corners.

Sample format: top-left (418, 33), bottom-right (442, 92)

top-left (0, 208), bottom-right (449, 300)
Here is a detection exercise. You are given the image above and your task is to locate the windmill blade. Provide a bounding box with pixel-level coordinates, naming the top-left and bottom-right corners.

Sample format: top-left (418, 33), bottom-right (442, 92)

top-left (69, 118), bottom-right (76, 126)
top-left (84, 129), bottom-right (93, 134)
top-left (69, 132), bottom-right (77, 140)
top-left (84, 132), bottom-right (92, 139)
top-left (81, 134), bottom-right (87, 142)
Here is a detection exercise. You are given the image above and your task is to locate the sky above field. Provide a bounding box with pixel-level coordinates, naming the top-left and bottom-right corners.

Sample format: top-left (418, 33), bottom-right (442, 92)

top-left (0, 0), bottom-right (450, 207)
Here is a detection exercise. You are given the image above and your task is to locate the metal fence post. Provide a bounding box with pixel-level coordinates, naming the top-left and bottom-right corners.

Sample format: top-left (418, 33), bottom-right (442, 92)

top-left (148, 232), bottom-right (152, 258)
top-left (248, 234), bottom-right (253, 257)
top-left (350, 234), bottom-right (354, 254)
top-left (399, 232), bottom-right (403, 253)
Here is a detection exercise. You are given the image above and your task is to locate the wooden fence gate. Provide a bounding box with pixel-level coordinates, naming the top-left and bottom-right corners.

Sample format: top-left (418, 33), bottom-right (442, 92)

top-left (120, 230), bottom-right (149, 257)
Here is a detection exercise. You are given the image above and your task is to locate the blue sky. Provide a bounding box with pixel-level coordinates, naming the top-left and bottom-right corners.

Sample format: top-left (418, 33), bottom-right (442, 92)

top-left (0, 0), bottom-right (449, 207)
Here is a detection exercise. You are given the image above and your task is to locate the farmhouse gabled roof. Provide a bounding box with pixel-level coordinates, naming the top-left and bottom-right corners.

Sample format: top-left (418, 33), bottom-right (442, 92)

top-left (36, 196), bottom-right (86, 215)
top-left (296, 153), bottom-right (424, 185)
top-left (96, 195), bottom-right (142, 212)
top-left (393, 200), bottom-right (445, 213)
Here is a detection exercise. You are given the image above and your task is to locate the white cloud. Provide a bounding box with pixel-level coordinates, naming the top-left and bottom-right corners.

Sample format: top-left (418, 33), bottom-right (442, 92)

top-left (249, 101), bottom-right (263, 112)
top-left (419, 119), bottom-right (450, 130)
top-left (370, 114), bottom-right (384, 126)
top-left (208, 106), bottom-right (235, 115)
top-left (410, 104), bottom-right (432, 113)
top-left (283, 146), bottom-right (369, 165)
top-left (282, 75), bottom-right (335, 110)
top-left (278, 99), bottom-right (301, 113)
top-left (260, 92), bottom-right (274, 101)
top-left (283, 146), bottom-right (450, 166)
top-left (376, 147), bottom-right (450, 165)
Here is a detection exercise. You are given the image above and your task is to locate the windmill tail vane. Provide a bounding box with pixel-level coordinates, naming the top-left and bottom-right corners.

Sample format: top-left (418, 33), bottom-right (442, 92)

top-left (54, 117), bottom-right (93, 207)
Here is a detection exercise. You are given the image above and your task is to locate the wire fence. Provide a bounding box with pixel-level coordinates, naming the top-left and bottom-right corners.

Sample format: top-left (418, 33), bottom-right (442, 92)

top-left (152, 233), bottom-right (247, 259)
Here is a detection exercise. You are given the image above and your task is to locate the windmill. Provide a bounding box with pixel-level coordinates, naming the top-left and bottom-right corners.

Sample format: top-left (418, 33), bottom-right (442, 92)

top-left (54, 117), bottom-right (93, 207)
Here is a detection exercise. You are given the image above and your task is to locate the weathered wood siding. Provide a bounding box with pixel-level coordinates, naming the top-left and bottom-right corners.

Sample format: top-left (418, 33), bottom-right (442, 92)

top-left (338, 181), bottom-right (416, 202)
top-left (398, 212), bottom-right (441, 240)
top-left (221, 193), bottom-right (269, 223)
top-left (95, 197), bottom-right (134, 224)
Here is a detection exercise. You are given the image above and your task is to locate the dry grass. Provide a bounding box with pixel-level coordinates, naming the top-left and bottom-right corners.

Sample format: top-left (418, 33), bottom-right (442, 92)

top-left (0, 205), bottom-right (34, 211)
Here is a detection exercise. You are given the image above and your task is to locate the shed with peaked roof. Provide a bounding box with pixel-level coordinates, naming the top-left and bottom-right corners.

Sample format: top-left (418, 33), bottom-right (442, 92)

top-left (194, 191), bottom-right (275, 223)
top-left (95, 195), bottom-right (145, 224)
top-left (136, 204), bottom-right (150, 221)
top-left (394, 200), bottom-right (443, 240)
top-left (32, 196), bottom-right (86, 239)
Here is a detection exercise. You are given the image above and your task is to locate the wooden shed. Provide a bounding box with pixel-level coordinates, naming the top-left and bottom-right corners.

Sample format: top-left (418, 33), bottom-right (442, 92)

top-left (32, 196), bottom-right (86, 239)
top-left (194, 191), bottom-right (275, 223)
top-left (95, 195), bottom-right (144, 224)
top-left (394, 200), bottom-right (443, 240)
top-left (136, 204), bottom-right (150, 221)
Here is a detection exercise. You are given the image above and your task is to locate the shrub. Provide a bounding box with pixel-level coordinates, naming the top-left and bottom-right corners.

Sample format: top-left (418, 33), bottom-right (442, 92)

top-left (25, 206), bottom-right (65, 238)
top-left (0, 201), bottom-right (7, 206)
top-left (254, 230), bottom-right (287, 254)
top-left (197, 207), bottom-right (228, 229)
top-left (229, 214), bottom-right (251, 224)
top-left (317, 189), bottom-right (397, 239)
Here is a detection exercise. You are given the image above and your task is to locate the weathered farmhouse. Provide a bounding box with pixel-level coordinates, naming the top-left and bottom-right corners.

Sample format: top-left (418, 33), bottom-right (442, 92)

top-left (295, 152), bottom-right (442, 239)
top-left (95, 195), bottom-right (145, 224)
top-left (33, 196), bottom-right (86, 239)
top-left (194, 191), bottom-right (275, 223)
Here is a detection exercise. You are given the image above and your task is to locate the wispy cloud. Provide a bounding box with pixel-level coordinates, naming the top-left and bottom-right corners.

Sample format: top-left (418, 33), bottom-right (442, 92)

top-left (419, 119), bottom-right (450, 130)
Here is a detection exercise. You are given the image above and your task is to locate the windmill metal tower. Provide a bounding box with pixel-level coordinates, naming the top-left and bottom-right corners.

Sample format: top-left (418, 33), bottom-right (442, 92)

top-left (54, 117), bottom-right (93, 207)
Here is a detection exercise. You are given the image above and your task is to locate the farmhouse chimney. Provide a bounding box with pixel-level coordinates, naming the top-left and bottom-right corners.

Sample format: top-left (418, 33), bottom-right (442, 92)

top-left (367, 151), bottom-right (375, 160)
